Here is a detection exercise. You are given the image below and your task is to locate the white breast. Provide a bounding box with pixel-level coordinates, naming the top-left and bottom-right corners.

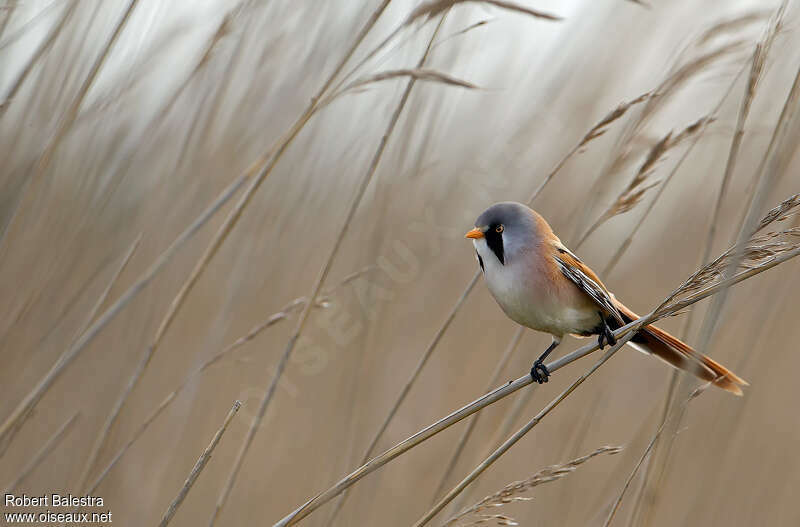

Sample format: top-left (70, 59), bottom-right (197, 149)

top-left (473, 238), bottom-right (598, 337)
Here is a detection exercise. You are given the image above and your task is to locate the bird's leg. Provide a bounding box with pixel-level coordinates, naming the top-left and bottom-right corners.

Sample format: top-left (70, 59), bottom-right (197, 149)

top-left (531, 338), bottom-right (560, 384)
top-left (597, 311), bottom-right (617, 349)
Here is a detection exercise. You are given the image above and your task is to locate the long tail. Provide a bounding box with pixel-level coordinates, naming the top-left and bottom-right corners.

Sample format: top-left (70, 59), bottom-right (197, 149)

top-left (614, 301), bottom-right (748, 396)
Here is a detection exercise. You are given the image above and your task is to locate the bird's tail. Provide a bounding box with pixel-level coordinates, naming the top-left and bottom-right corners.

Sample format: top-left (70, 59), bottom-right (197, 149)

top-left (614, 302), bottom-right (748, 396)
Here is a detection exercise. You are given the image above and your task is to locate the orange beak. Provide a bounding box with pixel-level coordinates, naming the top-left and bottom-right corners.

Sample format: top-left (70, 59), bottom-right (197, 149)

top-left (464, 227), bottom-right (484, 239)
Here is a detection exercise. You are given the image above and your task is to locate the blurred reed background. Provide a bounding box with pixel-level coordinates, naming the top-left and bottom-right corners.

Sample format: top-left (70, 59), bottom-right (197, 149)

top-left (1, 0), bottom-right (799, 526)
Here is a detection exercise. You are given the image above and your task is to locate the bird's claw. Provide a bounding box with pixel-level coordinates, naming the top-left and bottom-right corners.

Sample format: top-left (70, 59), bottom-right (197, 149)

top-left (597, 312), bottom-right (617, 349)
top-left (606, 328), bottom-right (617, 347)
top-left (530, 360), bottom-right (549, 384)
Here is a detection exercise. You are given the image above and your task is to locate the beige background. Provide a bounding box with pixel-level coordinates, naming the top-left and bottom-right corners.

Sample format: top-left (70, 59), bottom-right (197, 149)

top-left (1, 1), bottom-right (799, 526)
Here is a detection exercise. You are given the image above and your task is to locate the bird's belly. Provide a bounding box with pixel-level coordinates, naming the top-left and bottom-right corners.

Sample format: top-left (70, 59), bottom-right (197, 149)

top-left (485, 262), bottom-right (598, 337)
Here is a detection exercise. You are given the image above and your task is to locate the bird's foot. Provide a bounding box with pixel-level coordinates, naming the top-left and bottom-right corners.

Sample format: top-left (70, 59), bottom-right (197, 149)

top-left (530, 360), bottom-right (549, 384)
top-left (597, 312), bottom-right (617, 349)
top-left (604, 324), bottom-right (617, 347)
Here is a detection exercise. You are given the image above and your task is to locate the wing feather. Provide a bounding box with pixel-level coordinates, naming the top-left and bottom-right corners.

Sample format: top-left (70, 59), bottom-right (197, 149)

top-left (552, 244), bottom-right (623, 324)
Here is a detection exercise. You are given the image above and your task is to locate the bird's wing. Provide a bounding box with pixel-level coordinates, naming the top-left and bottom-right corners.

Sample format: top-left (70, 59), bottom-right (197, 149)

top-left (551, 243), bottom-right (624, 324)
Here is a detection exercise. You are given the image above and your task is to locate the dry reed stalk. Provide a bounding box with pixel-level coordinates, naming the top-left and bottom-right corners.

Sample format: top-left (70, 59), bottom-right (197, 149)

top-left (701, 1), bottom-right (785, 279)
top-left (2, 412), bottom-right (79, 494)
top-left (419, 206), bottom-right (800, 525)
top-left (637, 63), bottom-right (800, 527)
top-left (0, 254), bottom-right (110, 357)
top-left (280, 328), bottom-right (657, 525)
top-left (193, 6), bottom-right (260, 149)
top-left (326, 68), bottom-right (478, 104)
top-left (104, 140), bottom-right (266, 457)
top-left (325, 88), bottom-right (646, 527)
top-left (81, 0), bottom-right (400, 513)
top-left (0, 0), bottom-right (140, 253)
top-left (452, 117), bottom-right (667, 510)
top-left (442, 91), bottom-right (651, 513)
top-left (431, 329), bottom-right (524, 502)
top-left (697, 10), bottom-right (771, 44)
top-left (448, 369), bottom-right (559, 519)
top-left (678, 275), bottom-right (798, 522)
top-left (83, 267), bottom-right (371, 493)
top-left (702, 54), bottom-right (797, 309)
top-left (432, 19), bottom-right (492, 49)
top-left (408, 0), bottom-right (560, 22)
top-left (77, 234), bottom-right (143, 333)
top-left (0, 173), bottom-right (249, 457)
top-left (632, 35), bottom-right (750, 133)
top-left (602, 60), bottom-right (750, 276)
top-left (33, 232), bottom-right (142, 411)
top-left (88, 0), bottom-right (401, 502)
top-left (273, 265), bottom-right (738, 527)
top-left (549, 395), bottom-right (605, 523)
top-left (329, 0), bottom-right (561, 99)
top-left (446, 445), bottom-right (623, 527)
top-left (578, 117), bottom-right (712, 245)
top-left (440, 327), bottom-right (530, 517)
top-left (0, 3), bottom-right (14, 40)
top-left (334, 38), bottom-right (623, 522)
top-left (414, 333), bottom-right (637, 527)
top-left (158, 401), bottom-right (241, 527)
top-left (125, 9), bottom-right (236, 136)
top-left (273, 196), bottom-right (800, 526)
top-left (74, 24), bottom-right (195, 122)
top-left (601, 384), bottom-right (708, 527)
top-left (573, 28), bottom-right (752, 239)
top-left (657, 132), bottom-right (800, 318)
top-left (525, 93), bottom-right (651, 206)
top-left (210, 11), bottom-right (446, 527)
top-left (216, 266), bottom-right (373, 358)
top-left (0, 0), bottom-right (76, 117)
top-left (76, 170), bottom-right (243, 486)
top-left (451, 101), bottom-right (655, 506)
top-left (624, 13), bottom-right (783, 514)
top-left (657, 231), bottom-right (800, 316)
top-left (37, 0), bottom-right (390, 475)
top-left (430, 91), bottom-right (648, 514)
top-left (324, 269), bottom-right (480, 525)
top-left (0, 218), bottom-right (131, 351)
top-left (693, 61), bottom-right (800, 343)
top-left (638, 222), bottom-right (800, 524)
top-left (442, 92), bottom-right (704, 513)
top-left (80, 1), bottom-right (246, 127)
top-left (169, 88), bottom-right (215, 177)
top-left (0, 1), bottom-right (71, 50)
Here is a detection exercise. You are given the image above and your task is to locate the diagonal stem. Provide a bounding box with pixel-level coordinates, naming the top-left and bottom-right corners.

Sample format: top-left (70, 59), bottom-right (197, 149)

top-left (84, 268), bottom-right (370, 493)
top-left (0, 173), bottom-right (248, 457)
top-left (272, 243), bottom-right (800, 527)
top-left (602, 384), bottom-right (707, 527)
top-left (158, 401), bottom-right (241, 527)
top-left (210, 7), bottom-right (445, 526)
top-left (0, 0), bottom-right (141, 253)
top-left (3, 412), bottom-right (79, 494)
top-left (414, 332), bottom-right (637, 527)
top-left (78, 0), bottom-right (396, 508)
top-left (635, 63), bottom-right (800, 527)
top-left (430, 328), bottom-right (523, 502)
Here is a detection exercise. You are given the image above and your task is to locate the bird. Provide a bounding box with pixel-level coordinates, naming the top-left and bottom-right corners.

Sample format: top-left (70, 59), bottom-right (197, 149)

top-left (465, 201), bottom-right (747, 395)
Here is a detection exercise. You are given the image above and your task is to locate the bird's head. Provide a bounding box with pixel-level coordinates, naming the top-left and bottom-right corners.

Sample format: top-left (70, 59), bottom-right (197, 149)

top-left (465, 202), bottom-right (538, 266)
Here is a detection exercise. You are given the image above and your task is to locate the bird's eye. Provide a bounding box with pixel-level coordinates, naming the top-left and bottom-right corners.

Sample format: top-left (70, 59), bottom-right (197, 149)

top-left (495, 225), bottom-right (504, 233)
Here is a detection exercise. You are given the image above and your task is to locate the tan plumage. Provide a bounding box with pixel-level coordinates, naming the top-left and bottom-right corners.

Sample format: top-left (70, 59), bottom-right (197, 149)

top-left (613, 303), bottom-right (748, 395)
top-left (467, 201), bottom-right (747, 394)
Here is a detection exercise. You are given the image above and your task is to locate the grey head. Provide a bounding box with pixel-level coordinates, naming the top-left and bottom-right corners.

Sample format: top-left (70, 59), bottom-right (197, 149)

top-left (466, 201), bottom-right (538, 266)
